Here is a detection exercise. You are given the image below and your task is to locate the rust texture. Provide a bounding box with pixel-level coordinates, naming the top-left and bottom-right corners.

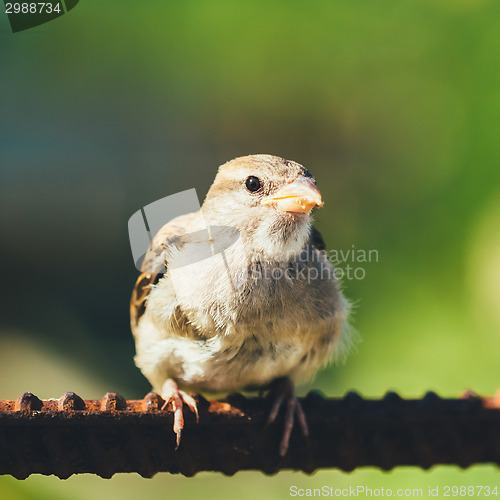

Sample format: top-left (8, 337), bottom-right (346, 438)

top-left (1, 390), bottom-right (500, 479)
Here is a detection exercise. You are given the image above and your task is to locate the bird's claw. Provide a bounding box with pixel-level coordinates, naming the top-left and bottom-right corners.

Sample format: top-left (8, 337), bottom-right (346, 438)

top-left (160, 379), bottom-right (199, 449)
top-left (267, 378), bottom-right (309, 456)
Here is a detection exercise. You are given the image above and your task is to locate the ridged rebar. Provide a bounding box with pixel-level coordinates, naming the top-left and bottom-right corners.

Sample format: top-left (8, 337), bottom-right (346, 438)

top-left (1, 390), bottom-right (500, 479)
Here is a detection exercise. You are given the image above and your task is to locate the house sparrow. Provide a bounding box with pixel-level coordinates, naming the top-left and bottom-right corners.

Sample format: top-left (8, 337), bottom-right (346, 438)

top-left (130, 154), bottom-right (352, 455)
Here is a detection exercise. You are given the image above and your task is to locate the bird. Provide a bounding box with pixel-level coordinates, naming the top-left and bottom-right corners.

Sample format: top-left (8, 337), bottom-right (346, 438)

top-left (130, 154), bottom-right (352, 455)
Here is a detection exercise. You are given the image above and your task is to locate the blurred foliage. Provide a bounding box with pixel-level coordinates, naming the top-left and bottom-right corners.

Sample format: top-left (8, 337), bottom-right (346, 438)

top-left (1, 0), bottom-right (500, 497)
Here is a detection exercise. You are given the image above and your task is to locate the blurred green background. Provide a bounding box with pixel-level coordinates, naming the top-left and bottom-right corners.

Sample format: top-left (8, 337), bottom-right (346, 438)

top-left (1, 0), bottom-right (500, 497)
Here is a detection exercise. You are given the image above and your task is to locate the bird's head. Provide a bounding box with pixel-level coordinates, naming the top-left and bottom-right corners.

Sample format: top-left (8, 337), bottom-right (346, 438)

top-left (202, 154), bottom-right (323, 260)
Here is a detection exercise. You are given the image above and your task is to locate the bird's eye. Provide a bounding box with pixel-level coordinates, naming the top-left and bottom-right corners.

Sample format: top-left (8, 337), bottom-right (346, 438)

top-left (245, 176), bottom-right (262, 192)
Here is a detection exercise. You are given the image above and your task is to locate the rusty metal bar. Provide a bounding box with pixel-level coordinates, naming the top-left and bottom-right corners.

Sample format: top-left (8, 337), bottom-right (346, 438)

top-left (1, 390), bottom-right (500, 479)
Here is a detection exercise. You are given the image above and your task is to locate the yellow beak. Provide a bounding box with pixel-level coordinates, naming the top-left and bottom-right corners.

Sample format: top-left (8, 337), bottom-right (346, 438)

top-left (261, 177), bottom-right (323, 213)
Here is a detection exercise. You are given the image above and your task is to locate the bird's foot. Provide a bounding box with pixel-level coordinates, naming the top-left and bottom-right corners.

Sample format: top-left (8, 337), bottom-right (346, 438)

top-left (160, 379), bottom-right (199, 449)
top-left (267, 377), bottom-right (309, 456)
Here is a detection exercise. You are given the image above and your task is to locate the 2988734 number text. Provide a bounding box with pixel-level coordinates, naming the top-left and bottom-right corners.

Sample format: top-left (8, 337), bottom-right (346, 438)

top-left (5, 3), bottom-right (61, 14)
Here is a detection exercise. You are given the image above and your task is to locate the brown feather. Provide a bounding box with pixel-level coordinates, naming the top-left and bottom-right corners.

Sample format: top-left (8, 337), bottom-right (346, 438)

top-left (130, 272), bottom-right (163, 330)
top-left (130, 211), bottom-right (203, 332)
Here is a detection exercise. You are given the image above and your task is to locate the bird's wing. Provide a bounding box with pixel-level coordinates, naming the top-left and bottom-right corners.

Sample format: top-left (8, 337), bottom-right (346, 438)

top-left (309, 226), bottom-right (327, 251)
top-left (130, 210), bottom-right (202, 331)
